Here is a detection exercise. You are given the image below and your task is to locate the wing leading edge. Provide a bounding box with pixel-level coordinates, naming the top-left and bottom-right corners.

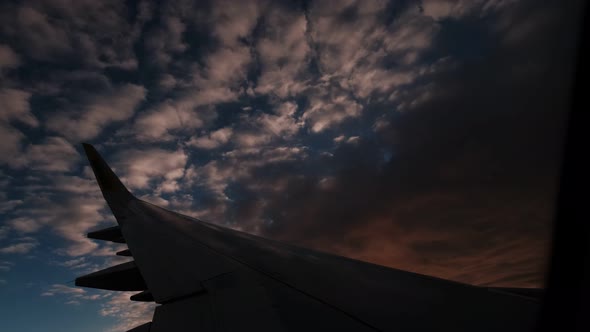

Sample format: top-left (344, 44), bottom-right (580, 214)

top-left (77, 144), bottom-right (541, 332)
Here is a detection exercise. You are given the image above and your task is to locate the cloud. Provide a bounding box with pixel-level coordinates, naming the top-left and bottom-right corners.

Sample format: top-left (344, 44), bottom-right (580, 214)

top-left (421, 0), bottom-right (516, 20)
top-left (187, 127), bottom-right (233, 150)
top-left (10, 176), bottom-right (109, 256)
top-left (41, 284), bottom-right (85, 297)
top-left (255, 102), bottom-right (303, 138)
top-left (100, 292), bottom-right (156, 332)
top-left (0, 124), bottom-right (24, 166)
top-left (254, 6), bottom-right (311, 98)
top-left (119, 0), bottom-right (580, 290)
top-left (8, 217), bottom-right (42, 233)
top-left (210, 0), bottom-right (264, 47)
top-left (302, 88), bottom-right (362, 133)
top-left (115, 147), bottom-right (189, 193)
top-left (47, 84), bottom-right (146, 141)
top-left (58, 257), bottom-right (87, 269)
top-left (0, 1), bottom-right (145, 69)
top-left (0, 237), bottom-right (39, 254)
top-left (144, 15), bottom-right (187, 67)
top-left (0, 44), bottom-right (20, 70)
top-left (41, 283), bottom-right (110, 306)
top-left (133, 98), bottom-right (216, 142)
top-left (0, 2), bottom-right (579, 315)
top-left (0, 199), bottom-right (22, 213)
top-left (346, 136), bottom-right (360, 144)
top-left (0, 88), bottom-right (37, 126)
top-left (333, 135), bottom-right (346, 143)
top-left (232, 132), bottom-right (270, 148)
top-left (332, 134), bottom-right (360, 145)
top-left (201, 46), bottom-right (252, 87)
top-left (14, 137), bottom-right (80, 172)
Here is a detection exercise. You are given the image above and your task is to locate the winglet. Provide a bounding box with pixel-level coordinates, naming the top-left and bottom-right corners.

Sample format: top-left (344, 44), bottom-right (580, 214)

top-left (82, 143), bottom-right (134, 204)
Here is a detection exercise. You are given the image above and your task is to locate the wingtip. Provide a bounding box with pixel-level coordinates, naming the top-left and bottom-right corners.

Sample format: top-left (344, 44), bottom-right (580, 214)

top-left (82, 143), bottom-right (134, 201)
top-left (82, 143), bottom-right (100, 161)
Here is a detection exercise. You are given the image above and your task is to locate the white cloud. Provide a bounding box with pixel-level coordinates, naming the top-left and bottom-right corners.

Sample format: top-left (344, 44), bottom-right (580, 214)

top-left (187, 127), bottom-right (233, 150)
top-left (303, 89), bottom-right (362, 133)
top-left (373, 117), bottom-right (390, 132)
top-left (382, 14), bottom-right (439, 61)
top-left (42, 284), bottom-right (85, 297)
top-left (47, 84), bottom-right (146, 141)
top-left (0, 88), bottom-right (38, 126)
top-left (333, 135), bottom-right (346, 143)
top-left (16, 136), bottom-right (80, 172)
top-left (116, 148), bottom-right (188, 193)
top-left (41, 283), bottom-right (109, 306)
top-left (210, 0), bottom-right (265, 47)
top-left (234, 132), bottom-right (271, 148)
top-left (58, 257), bottom-right (86, 269)
top-left (0, 237), bottom-right (39, 254)
top-left (421, 0), bottom-right (516, 20)
top-left (201, 46), bottom-right (252, 86)
top-left (139, 194), bottom-right (170, 207)
top-left (254, 8), bottom-right (311, 98)
top-left (133, 97), bottom-right (217, 142)
top-left (346, 136), bottom-right (360, 144)
top-left (308, 1), bottom-right (389, 76)
top-left (296, 1), bottom-right (442, 111)
top-left (193, 144), bottom-right (308, 203)
top-left (8, 217), bottom-right (42, 233)
top-left (52, 174), bottom-right (102, 195)
top-left (350, 69), bottom-right (418, 99)
top-left (13, 181), bottom-right (107, 256)
top-left (100, 292), bottom-right (156, 332)
top-left (256, 102), bottom-right (303, 138)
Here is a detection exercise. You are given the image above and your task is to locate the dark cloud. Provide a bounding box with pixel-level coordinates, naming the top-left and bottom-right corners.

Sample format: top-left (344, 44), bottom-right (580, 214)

top-left (189, 0), bottom-right (581, 287)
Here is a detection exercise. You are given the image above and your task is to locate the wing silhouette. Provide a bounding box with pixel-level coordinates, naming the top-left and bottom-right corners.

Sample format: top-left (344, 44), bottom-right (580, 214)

top-left (76, 143), bottom-right (541, 332)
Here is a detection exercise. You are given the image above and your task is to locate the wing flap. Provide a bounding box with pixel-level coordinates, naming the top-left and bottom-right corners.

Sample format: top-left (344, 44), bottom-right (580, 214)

top-left (130, 290), bottom-right (154, 302)
top-left (75, 261), bottom-right (146, 291)
top-left (87, 225), bottom-right (125, 243)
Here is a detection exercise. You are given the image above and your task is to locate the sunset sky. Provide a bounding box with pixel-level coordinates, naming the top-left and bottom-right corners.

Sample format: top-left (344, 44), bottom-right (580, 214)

top-left (0, 0), bottom-right (583, 331)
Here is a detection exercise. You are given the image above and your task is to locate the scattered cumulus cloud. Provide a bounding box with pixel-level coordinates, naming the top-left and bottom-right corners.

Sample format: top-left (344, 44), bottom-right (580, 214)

top-left (0, 237), bottom-right (39, 254)
top-left (0, 89), bottom-right (38, 126)
top-left (115, 147), bottom-right (189, 194)
top-left (0, 1), bottom-right (581, 330)
top-left (47, 84), bottom-right (146, 141)
top-left (188, 127), bottom-right (234, 150)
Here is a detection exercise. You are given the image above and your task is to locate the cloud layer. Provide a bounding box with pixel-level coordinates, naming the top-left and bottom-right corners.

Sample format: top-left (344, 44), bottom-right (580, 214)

top-left (0, 0), bottom-right (583, 330)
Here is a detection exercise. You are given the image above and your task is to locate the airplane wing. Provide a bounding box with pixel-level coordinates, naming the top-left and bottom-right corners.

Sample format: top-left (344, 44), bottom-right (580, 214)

top-left (76, 143), bottom-right (541, 332)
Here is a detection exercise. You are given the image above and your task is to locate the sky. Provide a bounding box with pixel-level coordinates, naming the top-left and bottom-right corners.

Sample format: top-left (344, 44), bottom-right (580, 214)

top-left (0, 0), bottom-right (584, 331)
